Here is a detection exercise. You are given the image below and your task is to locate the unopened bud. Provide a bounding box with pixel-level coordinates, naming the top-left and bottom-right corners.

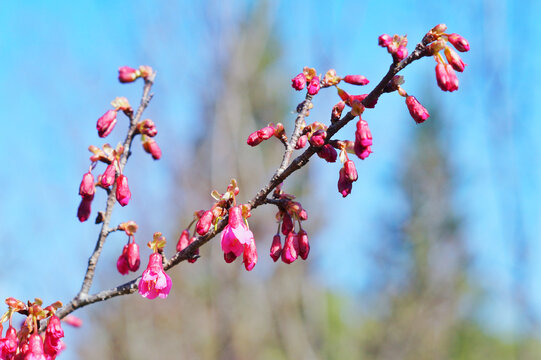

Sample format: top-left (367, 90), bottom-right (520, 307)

top-left (176, 229), bottom-right (190, 252)
top-left (79, 172), bottom-right (95, 199)
top-left (291, 73), bottom-right (306, 91)
top-left (257, 126), bottom-right (275, 140)
top-left (188, 236), bottom-right (199, 263)
top-left (100, 163), bottom-right (116, 188)
top-left (343, 75), bottom-right (369, 86)
top-left (308, 76), bottom-right (320, 95)
top-left (447, 33), bottom-right (470, 52)
top-left (298, 230), bottom-right (310, 260)
top-left (127, 242), bottom-right (140, 271)
top-left (118, 66), bottom-right (138, 83)
top-left (295, 134), bottom-right (308, 149)
top-left (243, 239), bottom-right (257, 271)
top-left (317, 144), bottom-right (338, 163)
top-left (96, 110), bottom-right (117, 138)
top-left (76, 197), bottom-right (92, 221)
top-left (115, 174), bottom-right (131, 207)
top-left (338, 168), bottom-right (353, 197)
top-left (309, 129), bottom-right (326, 147)
top-left (270, 234), bottom-right (282, 262)
top-left (281, 213), bottom-right (293, 235)
top-left (331, 101), bottom-right (345, 122)
top-left (137, 119), bottom-right (158, 137)
top-left (142, 137), bottom-right (162, 160)
top-left (196, 210), bottom-right (214, 235)
top-left (378, 34), bottom-right (392, 47)
top-left (344, 160), bottom-right (358, 181)
top-left (405, 96), bottom-right (430, 124)
top-left (444, 46), bottom-right (466, 72)
top-left (281, 231), bottom-right (299, 264)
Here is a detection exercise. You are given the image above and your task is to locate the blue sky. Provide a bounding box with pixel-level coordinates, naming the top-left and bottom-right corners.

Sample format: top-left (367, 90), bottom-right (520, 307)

top-left (1, 0), bottom-right (541, 356)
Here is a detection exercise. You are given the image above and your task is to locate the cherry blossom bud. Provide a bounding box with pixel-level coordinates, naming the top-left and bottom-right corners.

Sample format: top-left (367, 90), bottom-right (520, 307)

top-left (77, 197), bottom-right (92, 222)
top-left (331, 101), bottom-right (345, 122)
top-left (394, 46), bottom-right (408, 62)
top-left (445, 64), bottom-right (459, 92)
top-left (143, 138), bottom-right (162, 160)
top-left (96, 109), bottom-right (118, 138)
top-left (137, 119), bottom-right (158, 137)
top-left (405, 96), bottom-right (430, 124)
top-left (309, 129), bottom-right (326, 147)
top-left (317, 144), bottom-right (338, 163)
top-left (100, 163), bottom-right (116, 187)
top-left (127, 242), bottom-right (140, 271)
top-left (176, 229), bottom-right (190, 252)
top-left (337, 87), bottom-right (350, 102)
top-left (118, 66), bottom-right (138, 83)
top-left (62, 315), bottom-right (83, 328)
top-left (196, 210), bottom-right (214, 235)
top-left (295, 134), bottom-right (308, 149)
top-left (344, 160), bottom-right (358, 181)
top-left (117, 245), bottom-right (129, 275)
top-left (44, 316), bottom-right (65, 358)
top-left (224, 251), bottom-right (237, 263)
top-left (270, 234), bottom-right (282, 262)
top-left (281, 213), bottom-right (293, 236)
top-left (354, 119), bottom-right (373, 160)
top-left (79, 172), bottom-right (95, 199)
top-left (187, 236), bottom-right (199, 263)
top-left (281, 231), bottom-right (299, 264)
top-left (243, 238), bottom-right (257, 271)
top-left (447, 33), bottom-right (470, 52)
top-left (343, 75), bottom-right (369, 86)
top-left (291, 73), bottom-right (306, 91)
top-left (257, 126), bottom-right (275, 140)
top-left (247, 131), bottom-right (263, 146)
top-left (444, 46), bottom-right (466, 72)
top-left (308, 76), bottom-right (320, 95)
top-left (115, 174), bottom-right (131, 207)
top-left (298, 230), bottom-right (310, 260)
top-left (338, 168), bottom-right (353, 197)
top-left (435, 63), bottom-right (450, 91)
top-left (378, 34), bottom-right (392, 47)
top-left (2, 326), bottom-right (18, 358)
top-left (26, 333), bottom-right (46, 360)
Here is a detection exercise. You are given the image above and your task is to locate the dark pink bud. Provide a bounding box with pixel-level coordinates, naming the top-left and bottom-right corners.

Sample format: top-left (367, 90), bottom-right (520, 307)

top-left (96, 109), bottom-right (118, 138)
top-left (295, 134), bottom-right (308, 149)
top-left (344, 160), bottom-right (358, 181)
top-left (281, 231), bottom-right (299, 264)
top-left (308, 76), bottom-right (320, 95)
top-left (196, 210), bottom-right (214, 235)
top-left (444, 46), bottom-right (465, 72)
top-left (77, 197), bottom-right (92, 222)
top-left (405, 96), bottom-right (430, 124)
top-left (115, 174), bottom-right (131, 207)
top-left (2, 326), bottom-right (18, 357)
top-left (100, 163), bottom-right (116, 187)
top-left (447, 33), bottom-right (470, 52)
top-left (27, 333), bottom-right (45, 359)
top-left (298, 230), bottom-right (310, 260)
top-left (445, 64), bottom-right (459, 91)
top-left (228, 206), bottom-right (244, 228)
top-left (243, 238), bottom-right (257, 271)
top-left (338, 168), bottom-right (353, 197)
top-left (317, 144), bottom-right (337, 163)
top-left (224, 251), bottom-right (238, 263)
top-left (176, 229), bottom-right (190, 252)
top-left (435, 63), bottom-right (450, 91)
top-left (142, 138), bottom-right (162, 160)
top-left (354, 119), bottom-right (373, 160)
top-left (257, 126), bottom-right (275, 140)
top-left (118, 66), bottom-right (138, 83)
top-left (378, 34), bottom-right (392, 47)
top-left (138, 119), bottom-right (158, 137)
top-left (281, 212), bottom-right (293, 236)
top-left (62, 315), bottom-right (83, 328)
top-left (127, 242), bottom-right (140, 271)
top-left (187, 236), bottom-right (199, 263)
top-left (79, 172), bottom-right (95, 199)
top-left (46, 315), bottom-right (64, 340)
top-left (343, 75), bottom-right (369, 86)
top-left (270, 234), bottom-right (282, 262)
top-left (309, 129), bottom-right (326, 147)
top-left (117, 245), bottom-right (129, 275)
top-left (394, 46), bottom-right (408, 61)
top-left (291, 73), bottom-right (306, 91)
top-left (331, 101), bottom-right (345, 122)
top-left (247, 131), bottom-right (263, 146)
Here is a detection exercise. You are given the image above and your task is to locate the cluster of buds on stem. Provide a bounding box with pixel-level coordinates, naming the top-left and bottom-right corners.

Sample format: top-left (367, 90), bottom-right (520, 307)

top-left (0, 297), bottom-right (71, 359)
top-left (116, 221), bottom-right (141, 275)
top-left (378, 34), bottom-right (408, 62)
top-left (246, 123), bottom-right (285, 147)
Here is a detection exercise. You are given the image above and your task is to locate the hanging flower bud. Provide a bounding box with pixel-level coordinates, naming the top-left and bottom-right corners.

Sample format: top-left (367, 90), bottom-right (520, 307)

top-left (96, 109), bottom-right (118, 138)
top-left (405, 96), bottom-right (430, 124)
top-left (444, 47), bottom-right (465, 72)
top-left (270, 234), bottom-right (282, 262)
top-left (176, 229), bottom-right (190, 252)
top-left (291, 73), bottom-right (306, 91)
top-left (79, 172), bottom-right (95, 199)
top-left (247, 132), bottom-right (263, 146)
top-left (331, 101), bottom-right (345, 122)
top-left (187, 236), bottom-right (199, 263)
top-left (309, 129), bottom-right (326, 147)
top-left (115, 174), bottom-right (131, 207)
top-left (116, 245), bottom-right (129, 275)
top-left (307, 76), bottom-right (320, 95)
top-left (354, 119), bottom-right (373, 160)
top-left (317, 144), bottom-right (338, 163)
top-left (137, 119), bottom-right (158, 137)
top-left (138, 253), bottom-right (172, 299)
top-left (295, 135), bottom-right (308, 149)
top-left (127, 242), bottom-right (140, 271)
top-left (378, 34), bottom-right (392, 47)
top-left (142, 137), bottom-right (162, 160)
top-left (343, 75), bottom-right (370, 86)
top-left (26, 333), bottom-right (46, 360)
top-left (118, 66), bottom-right (139, 83)
top-left (2, 326), bottom-right (18, 358)
top-left (243, 238), bottom-right (257, 271)
top-left (344, 160), bottom-right (358, 181)
top-left (298, 230), bottom-right (310, 260)
top-left (196, 210), bottom-right (214, 235)
top-left (435, 63), bottom-right (450, 91)
top-left (77, 197), bottom-right (92, 222)
top-left (445, 64), bottom-right (459, 91)
top-left (338, 167), bottom-right (353, 197)
top-left (281, 212), bottom-right (293, 236)
top-left (100, 163), bottom-right (116, 188)
top-left (44, 315), bottom-right (64, 359)
top-left (281, 231), bottom-right (299, 264)
top-left (447, 33), bottom-right (470, 52)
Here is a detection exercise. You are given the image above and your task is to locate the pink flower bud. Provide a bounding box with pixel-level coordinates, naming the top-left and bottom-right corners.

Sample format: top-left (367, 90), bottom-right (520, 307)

top-left (118, 66), bottom-right (138, 83)
top-left (338, 168), bottom-right (353, 197)
top-left (138, 119), bottom-right (158, 137)
top-left (378, 34), bottom-right (392, 47)
top-left (307, 76), bottom-right (320, 95)
top-left (405, 96), bottom-right (430, 124)
top-left (445, 64), bottom-right (459, 92)
top-left (117, 245), bottom-right (130, 275)
top-left (394, 46), bottom-right (408, 62)
top-left (354, 119), bottom-right (373, 160)
top-left (243, 238), bottom-right (257, 271)
top-left (281, 231), bottom-right (299, 264)
top-left (343, 75), bottom-right (369, 86)
top-left (115, 174), bottom-right (131, 207)
top-left (447, 33), bottom-right (470, 52)
top-left (444, 47), bottom-right (465, 72)
top-left (331, 101), bottom-right (345, 122)
top-left (96, 110), bottom-right (117, 138)
top-left (270, 234), bottom-right (282, 262)
top-left (77, 197), bottom-right (92, 222)
top-left (196, 210), bottom-right (214, 235)
top-left (62, 315), bottom-right (83, 328)
top-left (143, 138), bottom-right (162, 160)
top-left (295, 134), bottom-right (308, 149)
top-left (317, 144), bottom-right (338, 163)
top-left (176, 229), bottom-right (190, 252)
top-left (247, 131), bottom-right (263, 146)
top-left (45, 315), bottom-right (64, 341)
top-left (187, 236), bottom-right (199, 263)
top-left (100, 163), bottom-right (116, 187)
top-left (27, 333), bottom-right (46, 359)
top-left (298, 230), bottom-right (310, 260)
top-left (344, 160), bottom-right (358, 181)
top-left (221, 206), bottom-right (253, 257)
top-left (79, 172), bottom-right (95, 199)
top-left (337, 87), bottom-right (350, 102)
top-left (309, 129), bottom-right (326, 147)
top-left (257, 126), bottom-right (275, 140)
top-left (138, 253), bottom-right (172, 299)
top-left (281, 212), bottom-right (293, 236)
top-left (435, 63), bottom-right (450, 91)
top-left (2, 326), bottom-right (18, 357)
top-left (291, 73), bottom-right (306, 91)
top-left (127, 242), bottom-right (140, 271)
top-left (224, 251), bottom-right (238, 263)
